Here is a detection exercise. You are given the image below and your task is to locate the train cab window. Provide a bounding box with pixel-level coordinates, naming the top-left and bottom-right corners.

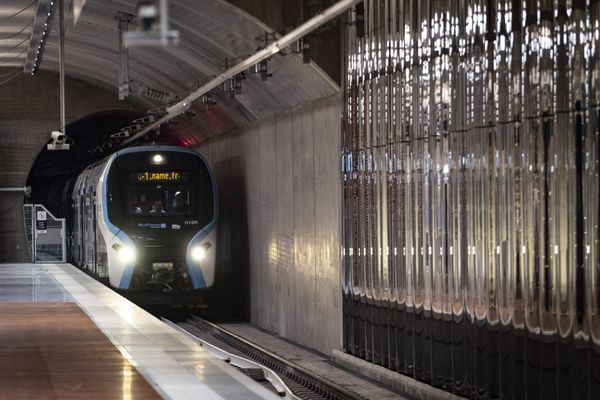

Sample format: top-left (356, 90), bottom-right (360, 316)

top-left (127, 186), bottom-right (191, 216)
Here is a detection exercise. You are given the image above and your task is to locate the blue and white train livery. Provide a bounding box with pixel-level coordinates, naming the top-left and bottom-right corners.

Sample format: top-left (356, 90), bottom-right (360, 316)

top-left (70, 145), bottom-right (217, 302)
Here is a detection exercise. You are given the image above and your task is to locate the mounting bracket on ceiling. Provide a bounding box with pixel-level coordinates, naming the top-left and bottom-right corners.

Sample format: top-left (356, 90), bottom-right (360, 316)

top-left (123, 0), bottom-right (180, 47)
top-left (222, 74), bottom-right (244, 97)
top-left (218, 60), bottom-right (245, 97)
top-left (252, 59), bottom-right (273, 81)
top-left (118, 11), bottom-right (180, 103)
top-left (117, 12), bottom-right (132, 99)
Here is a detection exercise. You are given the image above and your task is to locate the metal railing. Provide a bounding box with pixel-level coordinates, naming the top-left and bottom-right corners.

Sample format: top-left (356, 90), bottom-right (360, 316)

top-left (23, 204), bottom-right (66, 263)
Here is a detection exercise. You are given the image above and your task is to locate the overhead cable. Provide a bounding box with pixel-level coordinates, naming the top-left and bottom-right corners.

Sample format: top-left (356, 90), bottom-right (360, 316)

top-left (0, 19), bottom-right (33, 40)
top-left (2, 36), bottom-right (29, 52)
top-left (1, 0), bottom-right (36, 20)
top-left (0, 46), bottom-right (28, 65)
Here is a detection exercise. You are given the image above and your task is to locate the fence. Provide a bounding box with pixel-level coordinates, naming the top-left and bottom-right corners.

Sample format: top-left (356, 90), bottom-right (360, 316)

top-left (23, 204), bottom-right (66, 263)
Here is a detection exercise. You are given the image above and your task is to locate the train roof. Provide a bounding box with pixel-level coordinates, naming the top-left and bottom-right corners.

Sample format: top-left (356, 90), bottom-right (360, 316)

top-left (114, 145), bottom-right (203, 157)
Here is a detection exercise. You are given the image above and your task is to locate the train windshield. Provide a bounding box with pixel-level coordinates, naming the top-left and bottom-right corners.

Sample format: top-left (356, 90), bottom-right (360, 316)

top-left (127, 185), bottom-right (191, 216)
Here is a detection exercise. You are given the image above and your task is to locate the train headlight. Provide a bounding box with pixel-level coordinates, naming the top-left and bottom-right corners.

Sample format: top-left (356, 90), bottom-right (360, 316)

top-left (112, 243), bottom-right (136, 263)
top-left (191, 243), bottom-right (211, 262)
top-left (151, 154), bottom-right (166, 164)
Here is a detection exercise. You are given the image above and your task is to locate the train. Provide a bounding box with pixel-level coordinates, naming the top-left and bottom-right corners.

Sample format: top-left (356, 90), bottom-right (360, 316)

top-left (67, 145), bottom-right (217, 304)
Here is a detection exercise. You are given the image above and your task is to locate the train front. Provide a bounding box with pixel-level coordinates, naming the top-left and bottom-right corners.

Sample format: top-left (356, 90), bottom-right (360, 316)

top-left (102, 146), bottom-right (217, 301)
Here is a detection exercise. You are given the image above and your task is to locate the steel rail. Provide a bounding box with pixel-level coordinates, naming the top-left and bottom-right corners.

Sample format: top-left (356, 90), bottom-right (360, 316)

top-left (180, 315), bottom-right (367, 400)
top-left (121, 0), bottom-right (362, 145)
top-left (162, 318), bottom-right (300, 400)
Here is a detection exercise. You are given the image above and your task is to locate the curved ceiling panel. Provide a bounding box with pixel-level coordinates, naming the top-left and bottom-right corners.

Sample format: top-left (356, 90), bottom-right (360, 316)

top-left (0, 0), bottom-right (36, 68)
top-left (38, 0), bottom-right (338, 143)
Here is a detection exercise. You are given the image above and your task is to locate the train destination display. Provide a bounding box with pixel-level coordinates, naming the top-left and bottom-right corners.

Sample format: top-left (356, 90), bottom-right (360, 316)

top-left (132, 171), bottom-right (188, 183)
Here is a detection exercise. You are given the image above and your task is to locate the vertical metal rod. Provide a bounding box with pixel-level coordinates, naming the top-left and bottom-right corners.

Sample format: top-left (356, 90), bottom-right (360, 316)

top-left (58, 0), bottom-right (65, 134)
top-left (118, 13), bottom-right (130, 100)
top-left (160, 0), bottom-right (168, 45)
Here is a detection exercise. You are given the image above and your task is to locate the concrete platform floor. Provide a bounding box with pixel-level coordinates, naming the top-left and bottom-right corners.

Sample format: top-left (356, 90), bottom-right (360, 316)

top-left (0, 302), bottom-right (160, 399)
top-left (0, 263), bottom-right (279, 400)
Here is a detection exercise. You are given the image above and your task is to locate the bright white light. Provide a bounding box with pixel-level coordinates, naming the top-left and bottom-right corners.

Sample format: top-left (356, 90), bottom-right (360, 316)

top-left (152, 154), bottom-right (164, 164)
top-left (117, 246), bottom-right (136, 263)
top-left (191, 246), bottom-right (207, 261)
top-left (443, 164), bottom-right (450, 175)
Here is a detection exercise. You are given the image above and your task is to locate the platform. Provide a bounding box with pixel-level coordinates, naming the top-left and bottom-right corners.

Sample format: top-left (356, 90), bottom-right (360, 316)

top-left (0, 263), bottom-right (278, 399)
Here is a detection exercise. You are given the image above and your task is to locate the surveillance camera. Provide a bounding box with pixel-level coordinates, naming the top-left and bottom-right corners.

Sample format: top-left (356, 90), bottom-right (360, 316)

top-left (137, 1), bottom-right (159, 31)
top-left (51, 131), bottom-right (66, 143)
top-left (124, 0), bottom-right (180, 47)
top-left (48, 130), bottom-right (70, 150)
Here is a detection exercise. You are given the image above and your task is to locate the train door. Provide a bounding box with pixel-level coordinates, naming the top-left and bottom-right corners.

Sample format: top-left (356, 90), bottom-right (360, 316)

top-left (82, 188), bottom-right (89, 269)
top-left (94, 192), bottom-right (108, 279)
top-left (78, 191), bottom-right (84, 264)
top-left (92, 192), bottom-right (98, 275)
top-left (85, 189), bottom-right (97, 274)
top-left (84, 188), bottom-right (96, 272)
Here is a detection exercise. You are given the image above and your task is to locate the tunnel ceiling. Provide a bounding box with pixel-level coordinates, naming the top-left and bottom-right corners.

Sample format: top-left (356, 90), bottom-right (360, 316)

top-left (13, 0), bottom-right (340, 144)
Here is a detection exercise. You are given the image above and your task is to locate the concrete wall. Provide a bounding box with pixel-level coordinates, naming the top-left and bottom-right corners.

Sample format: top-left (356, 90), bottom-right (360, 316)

top-left (0, 69), bottom-right (141, 262)
top-left (197, 94), bottom-right (342, 355)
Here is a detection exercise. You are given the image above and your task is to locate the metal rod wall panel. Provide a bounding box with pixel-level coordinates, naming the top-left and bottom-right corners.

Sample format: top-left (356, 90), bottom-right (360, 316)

top-left (341, 1), bottom-right (600, 398)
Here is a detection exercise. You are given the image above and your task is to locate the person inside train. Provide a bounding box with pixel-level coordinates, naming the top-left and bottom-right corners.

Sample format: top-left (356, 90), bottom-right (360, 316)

top-left (172, 191), bottom-right (187, 213)
top-left (149, 200), bottom-right (167, 214)
top-left (130, 194), bottom-right (142, 214)
top-left (133, 194), bottom-right (150, 213)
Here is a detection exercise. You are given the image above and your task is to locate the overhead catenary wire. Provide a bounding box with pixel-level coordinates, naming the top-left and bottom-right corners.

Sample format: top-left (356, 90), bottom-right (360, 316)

top-left (0, 46), bottom-right (28, 65)
top-left (0, 19), bottom-right (33, 40)
top-left (2, 36), bottom-right (29, 53)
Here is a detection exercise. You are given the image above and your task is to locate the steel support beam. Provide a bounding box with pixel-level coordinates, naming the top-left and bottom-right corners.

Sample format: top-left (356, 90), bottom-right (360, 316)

top-left (121, 0), bottom-right (363, 145)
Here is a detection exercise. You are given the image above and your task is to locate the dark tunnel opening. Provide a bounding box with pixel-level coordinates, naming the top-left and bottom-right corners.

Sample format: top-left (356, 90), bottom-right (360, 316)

top-left (26, 110), bottom-right (145, 217)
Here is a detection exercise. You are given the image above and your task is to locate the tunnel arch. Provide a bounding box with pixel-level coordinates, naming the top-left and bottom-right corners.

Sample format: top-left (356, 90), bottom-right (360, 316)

top-left (26, 110), bottom-right (145, 216)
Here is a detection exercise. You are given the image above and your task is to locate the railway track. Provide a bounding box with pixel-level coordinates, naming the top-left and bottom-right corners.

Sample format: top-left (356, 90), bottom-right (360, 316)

top-left (166, 315), bottom-right (367, 400)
